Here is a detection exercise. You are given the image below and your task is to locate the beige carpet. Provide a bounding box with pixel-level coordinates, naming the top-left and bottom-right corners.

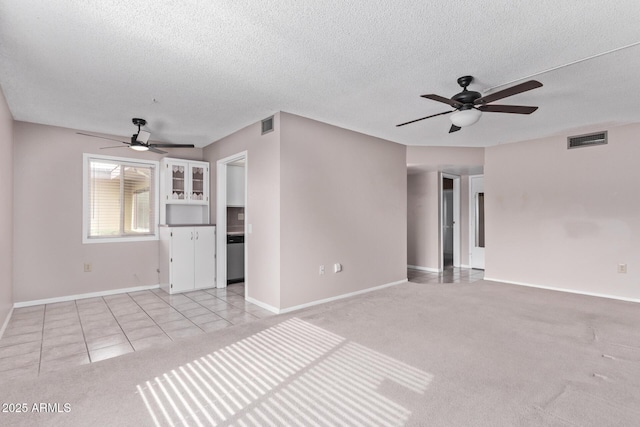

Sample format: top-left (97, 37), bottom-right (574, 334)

top-left (1, 279), bottom-right (640, 426)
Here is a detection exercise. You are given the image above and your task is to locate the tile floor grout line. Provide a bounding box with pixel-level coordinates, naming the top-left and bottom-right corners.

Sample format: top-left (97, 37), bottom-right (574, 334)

top-left (175, 291), bottom-right (225, 332)
top-left (37, 305), bottom-right (46, 376)
top-left (119, 292), bottom-right (174, 344)
top-left (75, 300), bottom-right (92, 364)
top-left (130, 289), bottom-right (195, 331)
top-left (100, 295), bottom-right (140, 353)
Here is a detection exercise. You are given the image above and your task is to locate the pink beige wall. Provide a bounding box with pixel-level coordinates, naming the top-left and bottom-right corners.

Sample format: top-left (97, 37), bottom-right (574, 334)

top-left (485, 123), bottom-right (640, 300)
top-left (203, 114), bottom-right (282, 308)
top-left (407, 171), bottom-right (439, 269)
top-left (406, 147), bottom-right (484, 270)
top-left (279, 113), bottom-right (407, 309)
top-left (204, 112), bottom-right (407, 311)
top-left (12, 122), bottom-right (203, 303)
top-left (0, 86), bottom-right (13, 324)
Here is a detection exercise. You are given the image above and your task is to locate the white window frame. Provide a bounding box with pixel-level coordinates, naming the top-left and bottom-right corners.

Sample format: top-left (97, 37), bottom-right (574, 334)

top-left (83, 153), bottom-right (160, 244)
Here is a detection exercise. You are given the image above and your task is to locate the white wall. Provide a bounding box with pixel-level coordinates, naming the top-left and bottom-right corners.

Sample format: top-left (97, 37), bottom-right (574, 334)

top-left (279, 113), bottom-right (407, 309)
top-left (0, 86), bottom-right (13, 324)
top-left (12, 122), bottom-right (204, 303)
top-left (485, 123), bottom-right (640, 300)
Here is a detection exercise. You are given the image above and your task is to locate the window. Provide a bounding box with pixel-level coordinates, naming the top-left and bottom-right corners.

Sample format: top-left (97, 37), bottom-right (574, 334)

top-left (83, 154), bottom-right (159, 243)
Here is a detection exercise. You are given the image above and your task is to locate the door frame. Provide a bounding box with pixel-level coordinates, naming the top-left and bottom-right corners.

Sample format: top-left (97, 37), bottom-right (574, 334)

top-left (216, 151), bottom-right (248, 293)
top-left (440, 173), bottom-right (461, 270)
top-left (469, 174), bottom-right (485, 270)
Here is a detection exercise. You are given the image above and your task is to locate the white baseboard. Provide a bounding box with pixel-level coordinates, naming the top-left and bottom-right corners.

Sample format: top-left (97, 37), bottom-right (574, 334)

top-left (460, 264), bottom-right (472, 269)
top-left (13, 284), bottom-right (161, 308)
top-left (0, 307), bottom-right (14, 340)
top-left (278, 279), bottom-right (408, 315)
top-left (244, 297), bottom-right (279, 314)
top-left (408, 265), bottom-right (441, 273)
top-left (483, 277), bottom-right (640, 304)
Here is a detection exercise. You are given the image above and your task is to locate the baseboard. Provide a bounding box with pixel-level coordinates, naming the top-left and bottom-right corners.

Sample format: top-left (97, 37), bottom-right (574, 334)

top-left (244, 297), bottom-right (280, 314)
top-left (460, 264), bottom-right (472, 269)
top-left (407, 265), bottom-right (441, 273)
top-left (483, 277), bottom-right (640, 304)
top-left (278, 278), bottom-right (408, 315)
top-left (13, 284), bottom-right (161, 308)
top-left (0, 307), bottom-right (14, 340)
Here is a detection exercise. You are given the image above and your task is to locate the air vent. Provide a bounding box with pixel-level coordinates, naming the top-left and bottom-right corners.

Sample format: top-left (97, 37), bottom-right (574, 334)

top-left (261, 116), bottom-right (274, 135)
top-left (567, 131), bottom-right (607, 149)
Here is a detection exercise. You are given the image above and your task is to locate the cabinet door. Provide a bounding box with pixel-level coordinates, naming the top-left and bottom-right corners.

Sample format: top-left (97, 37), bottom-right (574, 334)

top-left (189, 163), bottom-right (208, 205)
top-left (167, 161), bottom-right (190, 203)
top-left (194, 226), bottom-right (216, 289)
top-left (170, 227), bottom-right (195, 292)
top-left (227, 165), bottom-right (245, 206)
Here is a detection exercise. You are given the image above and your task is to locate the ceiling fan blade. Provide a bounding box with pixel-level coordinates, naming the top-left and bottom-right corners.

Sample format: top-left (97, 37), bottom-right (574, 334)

top-left (77, 132), bottom-right (128, 144)
top-left (421, 94), bottom-right (463, 108)
top-left (396, 110), bottom-right (454, 127)
top-left (148, 147), bottom-right (167, 154)
top-left (449, 124), bottom-right (461, 133)
top-left (150, 143), bottom-right (196, 148)
top-left (136, 130), bottom-right (151, 144)
top-left (475, 80), bottom-right (542, 105)
top-left (100, 145), bottom-right (130, 149)
top-left (477, 105), bottom-right (538, 114)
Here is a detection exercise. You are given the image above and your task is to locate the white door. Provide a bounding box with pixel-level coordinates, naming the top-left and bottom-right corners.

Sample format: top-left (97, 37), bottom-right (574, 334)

top-left (470, 175), bottom-right (485, 269)
top-left (171, 227), bottom-right (195, 292)
top-left (194, 226), bottom-right (216, 289)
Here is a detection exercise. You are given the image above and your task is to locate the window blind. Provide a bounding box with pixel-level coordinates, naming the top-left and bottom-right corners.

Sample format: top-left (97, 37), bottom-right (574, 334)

top-left (86, 157), bottom-right (156, 239)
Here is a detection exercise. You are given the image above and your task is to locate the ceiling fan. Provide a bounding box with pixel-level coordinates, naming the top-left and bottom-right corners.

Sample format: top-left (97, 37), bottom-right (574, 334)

top-left (77, 118), bottom-right (195, 154)
top-left (397, 76), bottom-right (542, 133)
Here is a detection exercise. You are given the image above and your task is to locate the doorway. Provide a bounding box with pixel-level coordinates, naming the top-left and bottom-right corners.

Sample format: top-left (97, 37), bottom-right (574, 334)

top-left (469, 175), bottom-right (485, 269)
top-left (216, 151), bottom-right (248, 296)
top-left (440, 173), bottom-right (460, 270)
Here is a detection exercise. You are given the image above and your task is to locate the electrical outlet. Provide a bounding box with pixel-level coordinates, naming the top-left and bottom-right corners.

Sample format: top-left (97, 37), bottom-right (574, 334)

top-left (334, 263), bottom-right (342, 273)
top-left (618, 263), bottom-right (627, 274)
top-left (319, 265), bottom-right (325, 276)
top-left (84, 263), bottom-right (92, 273)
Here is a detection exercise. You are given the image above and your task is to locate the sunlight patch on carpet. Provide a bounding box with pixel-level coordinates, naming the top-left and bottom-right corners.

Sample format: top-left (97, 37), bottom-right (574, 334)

top-left (136, 317), bottom-right (433, 426)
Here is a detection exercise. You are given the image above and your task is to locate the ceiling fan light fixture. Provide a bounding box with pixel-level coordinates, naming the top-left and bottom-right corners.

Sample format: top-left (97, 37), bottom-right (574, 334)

top-left (130, 144), bottom-right (149, 151)
top-left (450, 108), bottom-right (482, 127)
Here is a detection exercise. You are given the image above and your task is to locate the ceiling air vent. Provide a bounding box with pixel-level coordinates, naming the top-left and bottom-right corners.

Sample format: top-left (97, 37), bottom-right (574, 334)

top-left (567, 131), bottom-right (607, 149)
top-left (261, 116), bottom-right (274, 135)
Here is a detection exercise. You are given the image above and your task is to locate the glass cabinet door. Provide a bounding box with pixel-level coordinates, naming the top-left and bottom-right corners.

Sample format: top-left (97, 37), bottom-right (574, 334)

top-left (190, 165), bottom-right (204, 201)
top-left (169, 162), bottom-right (188, 202)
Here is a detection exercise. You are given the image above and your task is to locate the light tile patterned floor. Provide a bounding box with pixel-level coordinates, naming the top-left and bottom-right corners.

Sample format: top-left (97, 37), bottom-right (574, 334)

top-left (0, 270), bottom-right (483, 381)
top-left (0, 283), bottom-right (274, 381)
top-left (407, 266), bottom-right (485, 284)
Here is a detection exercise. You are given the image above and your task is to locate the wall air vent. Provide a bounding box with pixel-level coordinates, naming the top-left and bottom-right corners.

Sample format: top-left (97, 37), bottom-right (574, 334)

top-left (567, 131), bottom-right (607, 149)
top-left (261, 116), bottom-right (274, 135)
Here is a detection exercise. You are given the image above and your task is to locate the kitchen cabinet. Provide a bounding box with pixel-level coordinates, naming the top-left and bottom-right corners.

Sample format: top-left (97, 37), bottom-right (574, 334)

top-left (159, 226), bottom-right (216, 294)
top-left (227, 164), bottom-right (245, 207)
top-left (162, 158), bottom-right (209, 205)
top-left (160, 158), bottom-right (210, 225)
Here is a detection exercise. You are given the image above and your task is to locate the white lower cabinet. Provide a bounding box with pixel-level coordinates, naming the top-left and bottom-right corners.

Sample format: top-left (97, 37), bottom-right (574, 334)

top-left (159, 226), bottom-right (216, 294)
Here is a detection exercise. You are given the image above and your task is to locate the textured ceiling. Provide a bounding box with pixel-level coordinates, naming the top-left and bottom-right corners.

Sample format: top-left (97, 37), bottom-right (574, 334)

top-left (1, 1), bottom-right (639, 148)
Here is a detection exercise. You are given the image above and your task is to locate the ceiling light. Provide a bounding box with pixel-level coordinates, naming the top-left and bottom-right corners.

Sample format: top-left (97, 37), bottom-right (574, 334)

top-left (130, 144), bottom-right (149, 151)
top-left (450, 108), bottom-right (482, 127)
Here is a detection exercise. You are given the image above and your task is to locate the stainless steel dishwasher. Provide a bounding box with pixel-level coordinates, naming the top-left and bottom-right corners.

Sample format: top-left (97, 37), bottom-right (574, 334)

top-left (226, 234), bottom-right (244, 284)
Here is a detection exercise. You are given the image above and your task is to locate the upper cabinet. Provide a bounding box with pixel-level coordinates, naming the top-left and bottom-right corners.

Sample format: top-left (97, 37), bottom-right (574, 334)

top-left (227, 165), bottom-right (245, 207)
top-left (160, 158), bottom-right (210, 225)
top-left (163, 158), bottom-right (209, 205)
